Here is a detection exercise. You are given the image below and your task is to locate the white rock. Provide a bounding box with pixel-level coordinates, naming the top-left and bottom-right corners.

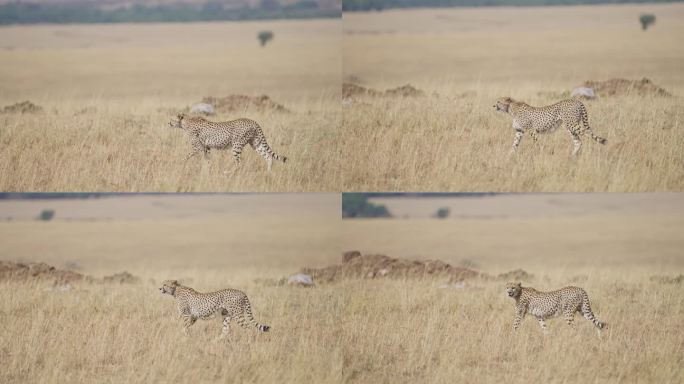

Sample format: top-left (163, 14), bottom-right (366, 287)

top-left (190, 103), bottom-right (215, 115)
top-left (571, 87), bottom-right (596, 99)
top-left (287, 273), bottom-right (314, 287)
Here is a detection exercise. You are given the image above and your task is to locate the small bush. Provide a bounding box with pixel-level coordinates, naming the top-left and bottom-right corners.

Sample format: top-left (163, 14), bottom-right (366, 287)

top-left (258, 30), bottom-right (274, 47)
top-left (38, 209), bottom-right (55, 221)
top-left (639, 14), bottom-right (656, 31)
top-left (434, 207), bottom-right (450, 219)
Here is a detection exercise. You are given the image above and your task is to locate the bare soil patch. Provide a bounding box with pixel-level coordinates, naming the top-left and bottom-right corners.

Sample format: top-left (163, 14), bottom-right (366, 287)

top-left (580, 78), bottom-right (672, 97)
top-left (200, 94), bottom-right (289, 113)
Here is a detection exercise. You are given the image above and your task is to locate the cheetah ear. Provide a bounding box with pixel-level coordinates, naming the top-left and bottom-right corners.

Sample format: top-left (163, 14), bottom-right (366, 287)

top-left (503, 97), bottom-right (513, 104)
top-left (516, 282), bottom-right (521, 287)
top-left (177, 113), bottom-right (185, 121)
top-left (170, 280), bottom-right (179, 286)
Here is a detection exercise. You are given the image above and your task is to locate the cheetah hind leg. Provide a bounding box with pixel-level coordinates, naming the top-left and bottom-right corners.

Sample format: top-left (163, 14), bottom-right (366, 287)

top-left (536, 317), bottom-right (549, 333)
top-left (223, 143), bottom-right (245, 175)
top-left (567, 125), bottom-right (582, 157)
top-left (219, 316), bottom-right (232, 340)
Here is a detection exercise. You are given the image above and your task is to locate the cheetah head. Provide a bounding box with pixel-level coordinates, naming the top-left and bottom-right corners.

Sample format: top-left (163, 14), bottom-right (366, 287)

top-left (159, 280), bottom-right (180, 296)
top-left (505, 282), bottom-right (522, 299)
top-left (168, 113), bottom-right (185, 129)
top-left (494, 97), bottom-right (514, 113)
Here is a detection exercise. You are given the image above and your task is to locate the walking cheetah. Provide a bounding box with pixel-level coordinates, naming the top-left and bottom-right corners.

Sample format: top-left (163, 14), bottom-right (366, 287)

top-left (505, 282), bottom-right (606, 332)
top-left (493, 97), bottom-right (606, 156)
top-left (169, 114), bottom-right (287, 171)
top-left (159, 280), bottom-right (270, 338)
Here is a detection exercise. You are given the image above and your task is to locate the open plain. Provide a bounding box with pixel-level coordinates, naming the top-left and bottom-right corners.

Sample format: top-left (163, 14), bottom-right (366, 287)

top-left (0, 19), bottom-right (341, 191)
top-left (342, 4), bottom-right (684, 191)
top-left (339, 193), bottom-right (684, 383)
top-left (0, 194), bottom-right (344, 383)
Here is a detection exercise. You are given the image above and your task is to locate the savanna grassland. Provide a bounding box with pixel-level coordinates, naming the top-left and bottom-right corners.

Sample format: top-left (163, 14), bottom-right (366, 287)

top-left (342, 4), bottom-right (684, 191)
top-left (338, 194), bottom-right (684, 383)
top-left (0, 19), bottom-right (341, 192)
top-left (1, 193), bottom-right (683, 383)
top-left (0, 194), bottom-right (345, 383)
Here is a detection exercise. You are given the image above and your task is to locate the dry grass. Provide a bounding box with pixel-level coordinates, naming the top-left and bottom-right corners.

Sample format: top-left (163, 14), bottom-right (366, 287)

top-left (1, 193), bottom-right (682, 383)
top-left (0, 194), bottom-right (345, 383)
top-left (0, 20), bottom-right (341, 192)
top-left (342, 4), bottom-right (684, 191)
top-left (338, 194), bottom-right (684, 383)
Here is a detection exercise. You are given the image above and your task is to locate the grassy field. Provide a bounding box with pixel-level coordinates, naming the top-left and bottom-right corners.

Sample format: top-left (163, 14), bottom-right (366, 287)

top-left (0, 19), bottom-right (341, 192)
top-left (1, 193), bottom-right (682, 383)
top-left (339, 194), bottom-right (684, 383)
top-left (342, 4), bottom-right (684, 191)
top-left (0, 194), bottom-right (345, 383)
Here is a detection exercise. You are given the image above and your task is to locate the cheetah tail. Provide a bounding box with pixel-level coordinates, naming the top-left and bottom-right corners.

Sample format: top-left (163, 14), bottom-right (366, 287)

top-left (580, 104), bottom-right (607, 145)
top-left (256, 140), bottom-right (287, 163)
top-left (581, 294), bottom-right (606, 330)
top-left (243, 301), bottom-right (270, 332)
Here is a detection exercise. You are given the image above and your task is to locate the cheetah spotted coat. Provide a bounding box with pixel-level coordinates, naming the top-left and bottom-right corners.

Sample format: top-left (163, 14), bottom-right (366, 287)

top-left (160, 280), bottom-right (270, 338)
top-left (494, 97), bottom-right (607, 156)
top-left (169, 114), bottom-right (287, 171)
top-left (506, 282), bottom-right (606, 332)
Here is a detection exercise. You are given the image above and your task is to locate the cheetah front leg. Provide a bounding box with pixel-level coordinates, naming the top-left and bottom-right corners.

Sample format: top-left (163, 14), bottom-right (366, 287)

top-left (512, 304), bottom-right (527, 331)
top-left (511, 121), bottom-right (524, 152)
top-left (512, 130), bottom-right (524, 152)
top-left (181, 314), bottom-right (197, 335)
top-left (185, 138), bottom-right (203, 161)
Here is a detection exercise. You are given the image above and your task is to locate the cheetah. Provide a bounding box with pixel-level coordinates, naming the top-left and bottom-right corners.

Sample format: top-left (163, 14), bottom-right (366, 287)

top-left (493, 97), bottom-right (607, 156)
top-left (159, 280), bottom-right (270, 338)
top-left (505, 282), bottom-right (606, 332)
top-left (169, 114), bottom-right (287, 171)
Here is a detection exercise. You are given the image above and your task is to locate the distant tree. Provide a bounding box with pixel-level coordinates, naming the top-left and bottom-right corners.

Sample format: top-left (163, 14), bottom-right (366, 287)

top-left (639, 14), bottom-right (656, 31)
top-left (434, 207), bottom-right (450, 219)
top-left (38, 209), bottom-right (55, 221)
top-left (258, 30), bottom-right (274, 47)
top-left (342, 193), bottom-right (392, 218)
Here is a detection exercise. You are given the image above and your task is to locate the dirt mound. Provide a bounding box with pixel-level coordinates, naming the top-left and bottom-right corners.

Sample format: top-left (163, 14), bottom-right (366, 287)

top-left (343, 83), bottom-right (425, 99)
top-left (496, 269), bottom-right (534, 281)
top-left (0, 261), bottom-right (141, 285)
top-left (299, 251), bottom-right (480, 283)
top-left (343, 83), bottom-right (381, 98)
top-left (580, 78), bottom-right (671, 97)
top-left (650, 275), bottom-right (684, 284)
top-left (2, 101), bottom-right (43, 114)
top-left (102, 271), bottom-right (140, 284)
top-left (384, 84), bottom-right (425, 97)
top-left (201, 95), bottom-right (288, 113)
top-left (0, 261), bottom-right (87, 284)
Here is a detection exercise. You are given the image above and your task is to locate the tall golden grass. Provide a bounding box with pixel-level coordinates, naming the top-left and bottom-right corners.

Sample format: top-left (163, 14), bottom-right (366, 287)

top-left (342, 4), bottom-right (684, 191)
top-left (0, 20), bottom-right (341, 192)
top-left (1, 194), bottom-right (682, 383)
top-left (337, 194), bottom-right (684, 383)
top-left (0, 194), bottom-right (344, 383)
